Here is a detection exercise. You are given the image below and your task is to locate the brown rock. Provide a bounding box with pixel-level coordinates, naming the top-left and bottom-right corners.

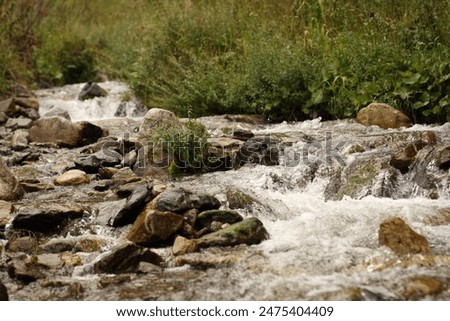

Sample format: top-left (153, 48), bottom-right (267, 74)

top-left (0, 157), bottom-right (24, 201)
top-left (172, 236), bottom-right (198, 256)
top-left (127, 205), bottom-right (184, 246)
top-left (378, 217), bottom-right (431, 256)
top-left (54, 169), bottom-right (91, 186)
top-left (93, 243), bottom-right (162, 274)
top-left (403, 276), bottom-right (446, 300)
top-left (0, 200), bottom-right (13, 228)
top-left (29, 117), bottom-right (104, 147)
top-left (356, 103), bottom-right (412, 129)
top-left (0, 281), bottom-right (8, 301)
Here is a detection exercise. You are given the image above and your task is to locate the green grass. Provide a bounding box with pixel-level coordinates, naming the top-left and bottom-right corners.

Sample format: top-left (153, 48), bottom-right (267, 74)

top-left (1, 0), bottom-right (449, 123)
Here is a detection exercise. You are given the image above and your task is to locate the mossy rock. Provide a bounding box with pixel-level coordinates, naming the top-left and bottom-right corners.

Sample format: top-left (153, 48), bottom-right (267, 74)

top-left (197, 217), bottom-right (269, 248)
top-left (225, 188), bottom-right (254, 210)
top-left (196, 210), bottom-right (243, 228)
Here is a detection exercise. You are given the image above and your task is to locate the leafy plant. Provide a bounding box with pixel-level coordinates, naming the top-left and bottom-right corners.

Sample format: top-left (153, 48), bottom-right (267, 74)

top-left (152, 119), bottom-right (211, 176)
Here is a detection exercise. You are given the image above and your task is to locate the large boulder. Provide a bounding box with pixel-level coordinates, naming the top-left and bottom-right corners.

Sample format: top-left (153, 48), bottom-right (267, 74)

top-left (0, 157), bottom-right (24, 201)
top-left (29, 117), bottom-right (104, 147)
top-left (127, 206), bottom-right (184, 247)
top-left (356, 103), bottom-right (412, 129)
top-left (137, 108), bottom-right (183, 145)
top-left (378, 217), bottom-right (431, 256)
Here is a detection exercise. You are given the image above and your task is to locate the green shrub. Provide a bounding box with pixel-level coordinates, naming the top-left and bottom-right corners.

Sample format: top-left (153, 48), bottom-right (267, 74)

top-left (152, 120), bottom-right (211, 176)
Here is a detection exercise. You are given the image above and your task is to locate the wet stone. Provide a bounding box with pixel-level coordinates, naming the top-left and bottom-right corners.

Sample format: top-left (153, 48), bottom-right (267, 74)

top-left (156, 187), bottom-right (221, 213)
top-left (127, 207), bottom-right (184, 246)
top-left (0, 281), bottom-right (8, 301)
top-left (196, 210), bottom-right (243, 229)
top-left (12, 203), bottom-right (85, 234)
top-left (379, 217), bottom-right (431, 256)
top-left (93, 243), bottom-right (162, 274)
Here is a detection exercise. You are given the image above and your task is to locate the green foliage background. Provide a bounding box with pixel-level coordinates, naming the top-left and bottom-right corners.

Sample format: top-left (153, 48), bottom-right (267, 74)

top-left (0, 0), bottom-right (449, 123)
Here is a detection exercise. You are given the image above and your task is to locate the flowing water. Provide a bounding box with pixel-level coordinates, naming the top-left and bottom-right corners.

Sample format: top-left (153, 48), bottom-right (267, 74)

top-left (6, 82), bottom-right (450, 300)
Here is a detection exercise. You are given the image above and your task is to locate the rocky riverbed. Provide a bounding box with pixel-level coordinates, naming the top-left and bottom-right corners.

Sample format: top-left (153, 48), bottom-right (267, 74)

top-left (1, 82), bottom-right (450, 300)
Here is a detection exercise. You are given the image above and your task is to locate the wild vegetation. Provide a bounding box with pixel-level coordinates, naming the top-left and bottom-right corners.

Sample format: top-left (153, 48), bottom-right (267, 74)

top-left (1, 0), bottom-right (449, 123)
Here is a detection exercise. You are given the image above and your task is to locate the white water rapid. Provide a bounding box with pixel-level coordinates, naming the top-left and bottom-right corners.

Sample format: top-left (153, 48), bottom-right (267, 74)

top-left (26, 82), bottom-right (450, 300)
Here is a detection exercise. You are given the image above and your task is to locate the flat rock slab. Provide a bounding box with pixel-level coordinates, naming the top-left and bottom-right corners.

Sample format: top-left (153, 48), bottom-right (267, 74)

top-left (12, 203), bottom-right (85, 233)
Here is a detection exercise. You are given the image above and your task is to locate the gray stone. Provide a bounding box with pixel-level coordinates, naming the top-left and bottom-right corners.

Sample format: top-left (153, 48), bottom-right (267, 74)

top-left (137, 108), bottom-right (183, 145)
top-left (0, 156), bottom-right (24, 201)
top-left (42, 107), bottom-right (71, 120)
top-left (10, 129), bottom-right (29, 148)
top-left (74, 149), bottom-right (122, 173)
top-left (78, 82), bottom-right (108, 100)
top-left (110, 182), bottom-right (153, 227)
top-left (156, 187), bottom-right (221, 213)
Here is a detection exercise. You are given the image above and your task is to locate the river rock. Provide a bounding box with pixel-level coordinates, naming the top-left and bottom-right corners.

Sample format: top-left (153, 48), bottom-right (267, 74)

top-left (7, 253), bottom-right (46, 282)
top-left (435, 145), bottom-right (450, 170)
top-left (235, 136), bottom-right (279, 167)
top-left (231, 128), bottom-right (254, 141)
top-left (389, 141), bottom-right (428, 173)
top-left (54, 169), bottom-right (90, 186)
top-left (38, 238), bottom-right (77, 254)
top-left (7, 236), bottom-right (38, 254)
top-left (10, 129), bottom-right (29, 148)
top-left (0, 98), bottom-right (16, 114)
top-left (196, 210), bottom-right (243, 229)
top-left (0, 282), bottom-right (8, 301)
top-left (0, 157), bottom-right (24, 201)
top-left (36, 253), bottom-right (65, 269)
top-left (0, 200), bottom-right (13, 228)
top-left (127, 207), bottom-right (184, 246)
top-left (14, 97), bottom-right (39, 110)
top-left (29, 117), bottom-right (104, 147)
top-left (172, 235), bottom-right (198, 255)
top-left (402, 276), bottom-right (446, 300)
top-left (156, 187), bottom-right (221, 213)
top-left (378, 217), bottom-right (431, 256)
top-left (93, 243), bottom-right (162, 274)
top-left (356, 103), bottom-right (412, 129)
top-left (78, 82), bottom-right (108, 100)
top-left (12, 202), bottom-right (85, 233)
top-left (196, 217), bottom-right (269, 248)
top-left (137, 108), bottom-right (183, 145)
top-left (109, 182), bottom-right (153, 227)
top-left (42, 107), bottom-right (71, 120)
top-left (74, 149), bottom-right (122, 173)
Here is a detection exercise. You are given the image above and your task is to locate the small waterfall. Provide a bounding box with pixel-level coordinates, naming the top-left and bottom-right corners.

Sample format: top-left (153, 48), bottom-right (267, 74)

top-left (35, 81), bottom-right (146, 121)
